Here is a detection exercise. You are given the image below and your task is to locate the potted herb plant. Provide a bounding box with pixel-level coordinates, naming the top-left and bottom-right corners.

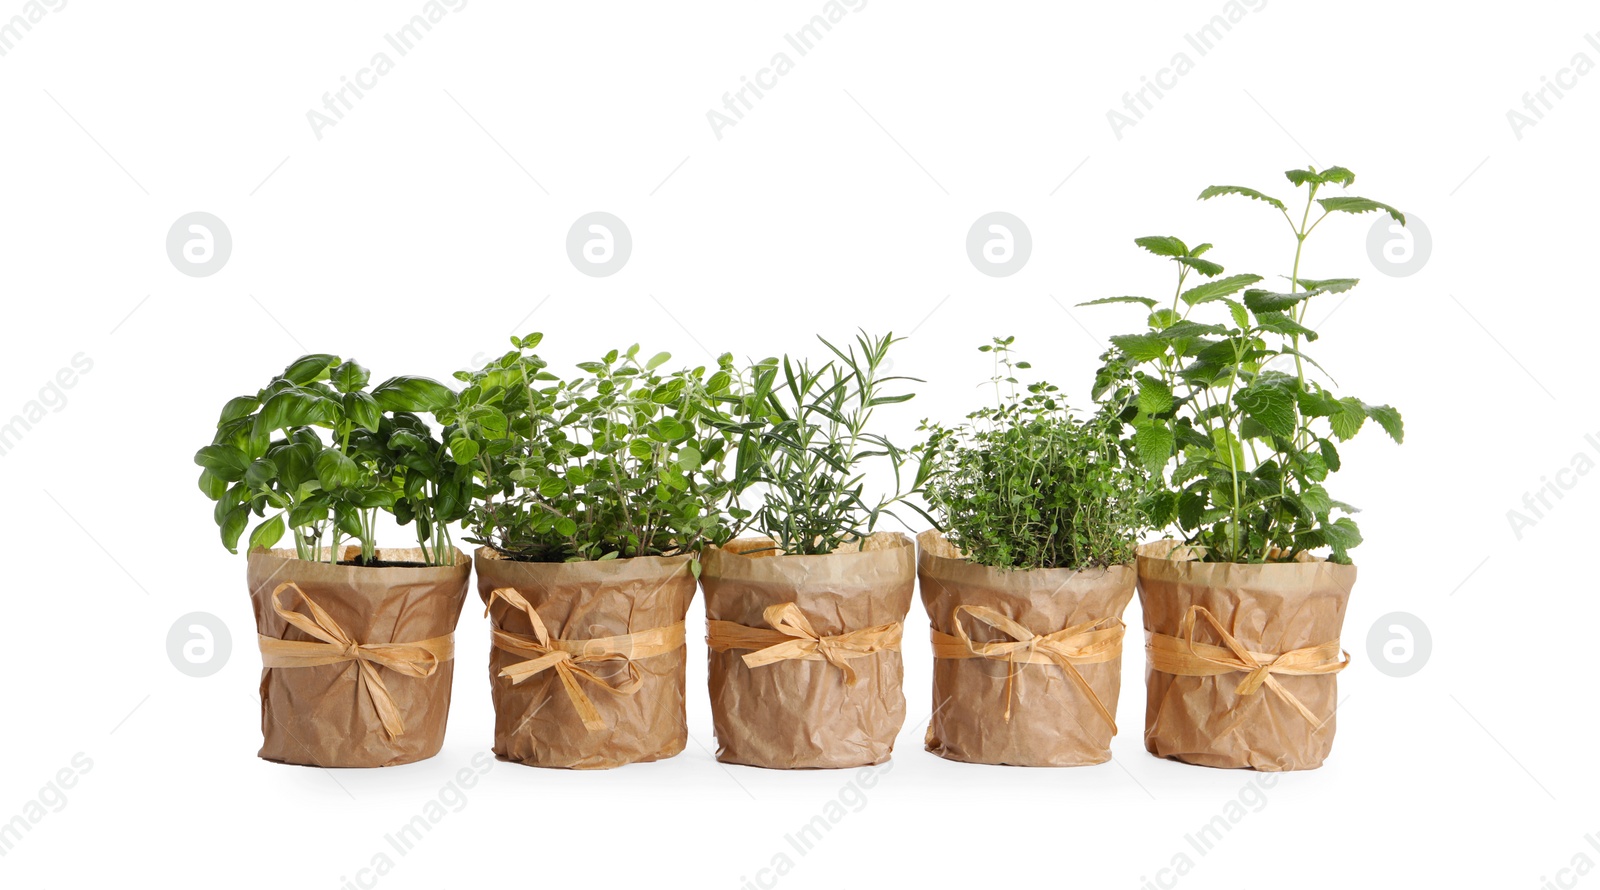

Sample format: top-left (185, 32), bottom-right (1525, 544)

top-left (1084, 166), bottom-right (1405, 770)
top-left (700, 331), bottom-right (925, 769)
top-left (916, 337), bottom-right (1146, 766)
top-left (453, 335), bottom-right (747, 769)
top-left (195, 354), bottom-right (469, 768)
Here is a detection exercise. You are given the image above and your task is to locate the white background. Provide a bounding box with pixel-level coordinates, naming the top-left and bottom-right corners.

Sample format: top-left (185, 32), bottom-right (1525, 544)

top-left (1, 1), bottom-right (1593, 887)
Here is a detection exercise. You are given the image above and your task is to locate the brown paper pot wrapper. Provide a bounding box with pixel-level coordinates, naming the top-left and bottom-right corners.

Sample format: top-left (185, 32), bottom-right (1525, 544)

top-left (475, 548), bottom-right (695, 770)
top-left (1137, 540), bottom-right (1354, 771)
top-left (917, 531), bottom-right (1135, 767)
top-left (701, 533), bottom-right (915, 769)
top-left (247, 546), bottom-right (470, 768)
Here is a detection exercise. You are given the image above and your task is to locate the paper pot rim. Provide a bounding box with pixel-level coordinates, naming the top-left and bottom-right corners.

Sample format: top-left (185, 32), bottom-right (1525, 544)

top-left (1135, 539), bottom-right (1357, 575)
top-left (474, 545), bottom-right (695, 571)
top-left (704, 531), bottom-right (914, 564)
top-left (247, 546), bottom-right (470, 581)
top-left (916, 529), bottom-right (1134, 580)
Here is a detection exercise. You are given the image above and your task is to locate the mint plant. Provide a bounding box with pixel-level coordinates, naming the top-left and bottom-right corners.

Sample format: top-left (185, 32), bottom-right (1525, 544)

top-left (737, 331), bottom-right (929, 556)
top-left (195, 355), bottom-right (462, 566)
top-left (918, 338), bottom-right (1146, 570)
top-left (451, 334), bottom-right (751, 564)
top-left (1084, 166), bottom-right (1404, 564)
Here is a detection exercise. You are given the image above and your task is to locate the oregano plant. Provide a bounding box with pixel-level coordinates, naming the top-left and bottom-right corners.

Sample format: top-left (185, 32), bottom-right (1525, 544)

top-left (736, 331), bottom-right (930, 556)
top-left (195, 355), bottom-right (462, 566)
top-left (1084, 166), bottom-right (1404, 564)
top-left (918, 337), bottom-right (1146, 570)
top-left (450, 334), bottom-right (751, 565)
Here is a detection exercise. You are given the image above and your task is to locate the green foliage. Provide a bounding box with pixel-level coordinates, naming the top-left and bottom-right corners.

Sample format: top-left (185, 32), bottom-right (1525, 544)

top-left (736, 331), bottom-right (927, 556)
top-left (195, 355), bottom-right (465, 566)
top-left (1085, 165), bottom-right (1404, 564)
top-left (918, 338), bottom-right (1147, 570)
top-left (450, 334), bottom-right (750, 564)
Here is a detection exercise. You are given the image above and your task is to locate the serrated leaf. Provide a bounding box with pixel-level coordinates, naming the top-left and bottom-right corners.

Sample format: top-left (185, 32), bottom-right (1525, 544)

top-left (1318, 166), bottom-right (1356, 186)
top-left (1243, 289), bottom-right (1312, 314)
top-left (1182, 274), bottom-right (1264, 307)
top-left (1175, 255), bottom-right (1224, 277)
top-left (1135, 235), bottom-right (1188, 257)
top-left (1329, 397), bottom-right (1367, 441)
top-left (1252, 311), bottom-right (1319, 341)
top-left (1294, 277), bottom-right (1359, 294)
top-left (1137, 377), bottom-right (1175, 414)
top-left (1234, 382), bottom-right (1297, 439)
top-left (1079, 295), bottom-right (1158, 309)
top-left (1198, 185), bottom-right (1286, 211)
top-left (1134, 422), bottom-right (1175, 476)
top-left (1318, 196), bottom-right (1404, 224)
top-left (1111, 333), bottom-right (1170, 363)
top-left (1364, 403), bottom-right (1404, 443)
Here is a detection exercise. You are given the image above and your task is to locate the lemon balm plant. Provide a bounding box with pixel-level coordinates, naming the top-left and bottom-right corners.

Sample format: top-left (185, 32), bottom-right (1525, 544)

top-left (1084, 166), bottom-right (1404, 565)
top-left (195, 354), bottom-right (470, 768)
top-left (1086, 166), bottom-right (1408, 771)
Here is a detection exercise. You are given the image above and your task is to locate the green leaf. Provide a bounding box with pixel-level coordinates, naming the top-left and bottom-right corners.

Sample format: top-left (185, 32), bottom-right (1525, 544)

top-left (1147, 308), bottom-right (1181, 330)
top-left (1174, 256), bottom-right (1224, 277)
top-left (314, 449), bottom-right (360, 490)
top-left (331, 360), bottom-right (371, 393)
top-left (244, 459), bottom-right (278, 488)
top-left (1243, 289), bottom-right (1311, 314)
top-left (1110, 333), bottom-right (1170, 363)
top-left (372, 376), bottom-right (456, 413)
top-left (645, 351), bottom-right (671, 370)
top-left (1234, 382), bottom-right (1297, 439)
top-left (195, 444), bottom-right (249, 479)
top-left (538, 477), bottom-right (567, 498)
top-left (220, 504), bottom-right (250, 553)
top-left (1198, 185), bottom-right (1286, 211)
top-left (1182, 274), bottom-right (1263, 306)
top-left (1365, 403), bottom-right (1405, 443)
top-left (448, 435), bottom-right (479, 465)
top-left (1135, 235), bottom-right (1188, 257)
top-left (628, 439), bottom-right (655, 460)
top-left (677, 445), bottom-right (704, 470)
top-left (254, 389), bottom-right (337, 434)
top-left (198, 468), bottom-right (229, 500)
top-left (1079, 296), bottom-right (1157, 309)
top-left (249, 514), bottom-right (286, 550)
top-left (343, 392), bottom-right (381, 433)
top-left (219, 396), bottom-right (260, 424)
top-left (655, 417), bottom-right (689, 441)
top-left (554, 518), bottom-right (578, 537)
top-left (1329, 397), bottom-right (1367, 441)
top-left (1137, 377), bottom-right (1175, 414)
top-left (1317, 196), bottom-right (1404, 224)
top-left (283, 354), bottom-right (338, 385)
top-left (1252, 311), bottom-right (1319, 341)
top-left (1295, 277), bottom-right (1359, 294)
top-left (1134, 422), bottom-right (1175, 475)
top-left (1318, 166), bottom-right (1356, 186)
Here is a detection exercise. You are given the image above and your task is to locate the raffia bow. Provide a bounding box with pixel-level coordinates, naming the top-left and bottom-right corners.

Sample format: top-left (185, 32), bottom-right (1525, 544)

top-left (705, 602), bottom-right (902, 686)
top-left (486, 588), bottom-right (686, 732)
top-left (930, 605), bottom-right (1124, 731)
top-left (1147, 604), bottom-right (1349, 728)
top-left (256, 582), bottom-right (454, 740)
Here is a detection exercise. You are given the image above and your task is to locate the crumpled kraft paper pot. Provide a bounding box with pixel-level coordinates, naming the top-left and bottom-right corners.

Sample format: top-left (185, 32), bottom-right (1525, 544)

top-left (1136, 540), bottom-right (1355, 771)
top-left (700, 533), bottom-right (915, 769)
top-left (475, 548), bottom-right (696, 769)
top-left (247, 547), bottom-right (470, 768)
top-left (917, 531), bottom-right (1136, 766)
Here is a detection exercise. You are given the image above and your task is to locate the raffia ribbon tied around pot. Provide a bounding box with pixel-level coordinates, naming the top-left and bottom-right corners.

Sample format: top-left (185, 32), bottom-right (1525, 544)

top-left (930, 605), bottom-right (1124, 730)
top-left (256, 582), bottom-right (455, 740)
top-left (486, 587), bottom-right (687, 732)
top-left (1147, 604), bottom-right (1349, 727)
top-left (707, 602), bottom-right (902, 686)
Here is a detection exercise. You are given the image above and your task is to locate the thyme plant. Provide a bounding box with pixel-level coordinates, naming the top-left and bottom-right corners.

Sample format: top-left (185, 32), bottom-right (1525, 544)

top-left (919, 338), bottom-right (1146, 570)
